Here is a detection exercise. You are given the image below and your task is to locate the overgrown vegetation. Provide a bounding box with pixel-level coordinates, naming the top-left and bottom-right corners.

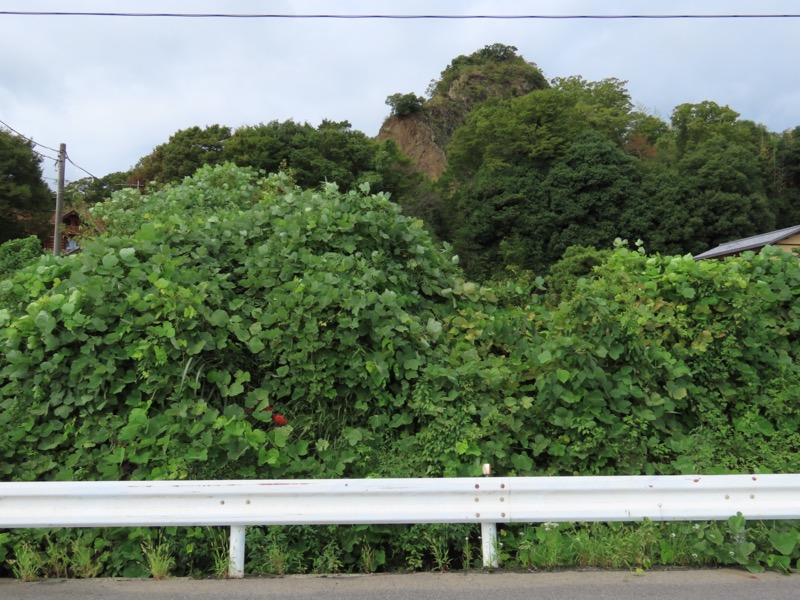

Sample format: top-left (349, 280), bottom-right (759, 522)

top-left (0, 236), bottom-right (43, 280)
top-left (3, 42), bottom-right (800, 578)
top-left (2, 163), bottom-right (800, 577)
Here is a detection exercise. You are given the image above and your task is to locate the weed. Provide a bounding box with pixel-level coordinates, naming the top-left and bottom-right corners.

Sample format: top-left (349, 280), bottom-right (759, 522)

top-left (461, 535), bottom-right (473, 570)
top-left (43, 534), bottom-right (70, 578)
top-left (359, 541), bottom-right (376, 574)
top-left (141, 537), bottom-right (174, 580)
top-left (424, 528), bottom-right (451, 572)
top-left (69, 538), bottom-right (101, 578)
top-left (312, 541), bottom-right (342, 574)
top-left (207, 528), bottom-right (230, 579)
top-left (247, 528), bottom-right (293, 575)
top-left (9, 542), bottom-right (42, 581)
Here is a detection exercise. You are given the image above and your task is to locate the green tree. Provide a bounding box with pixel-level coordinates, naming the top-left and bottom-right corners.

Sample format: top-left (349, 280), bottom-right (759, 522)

top-left (65, 171), bottom-right (134, 206)
top-left (223, 119), bottom-right (426, 207)
top-left (0, 129), bottom-right (52, 244)
top-left (220, 119), bottom-right (308, 176)
top-left (772, 126), bottom-right (800, 227)
top-left (543, 131), bottom-right (646, 262)
top-left (385, 93), bottom-right (425, 117)
top-left (225, 119), bottom-right (368, 189)
top-left (427, 43), bottom-right (547, 101)
top-left (677, 127), bottom-right (774, 253)
top-left (288, 119), bottom-right (375, 189)
top-left (619, 165), bottom-right (700, 256)
top-left (129, 124), bottom-right (232, 187)
top-left (422, 43), bottom-right (549, 149)
top-left (670, 101), bottom-right (741, 157)
top-left (443, 79), bottom-right (643, 277)
top-left (616, 101), bottom-right (777, 256)
top-left (448, 166), bottom-right (549, 278)
top-left (550, 76), bottom-right (636, 145)
top-left (446, 77), bottom-right (638, 185)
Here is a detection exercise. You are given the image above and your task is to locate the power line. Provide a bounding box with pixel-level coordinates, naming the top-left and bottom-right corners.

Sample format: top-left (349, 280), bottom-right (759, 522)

top-left (1, 118), bottom-right (99, 180)
top-left (65, 153), bottom-right (99, 180)
top-left (0, 117), bottom-right (61, 153)
top-left (0, 11), bottom-right (799, 19)
top-left (33, 149), bottom-right (60, 163)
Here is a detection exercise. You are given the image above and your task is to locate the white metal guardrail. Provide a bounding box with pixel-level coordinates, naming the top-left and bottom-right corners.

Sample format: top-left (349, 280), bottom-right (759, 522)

top-left (2, 474), bottom-right (799, 578)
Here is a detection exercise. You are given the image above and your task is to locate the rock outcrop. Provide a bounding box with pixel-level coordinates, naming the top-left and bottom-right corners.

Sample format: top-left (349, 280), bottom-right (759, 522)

top-left (377, 115), bottom-right (448, 180)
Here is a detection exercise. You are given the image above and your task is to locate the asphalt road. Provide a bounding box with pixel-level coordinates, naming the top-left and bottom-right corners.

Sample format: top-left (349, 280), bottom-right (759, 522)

top-left (0, 569), bottom-right (797, 600)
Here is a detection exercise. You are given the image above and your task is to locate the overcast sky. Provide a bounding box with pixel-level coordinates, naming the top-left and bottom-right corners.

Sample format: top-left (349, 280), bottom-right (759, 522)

top-left (2, 0), bottom-right (799, 187)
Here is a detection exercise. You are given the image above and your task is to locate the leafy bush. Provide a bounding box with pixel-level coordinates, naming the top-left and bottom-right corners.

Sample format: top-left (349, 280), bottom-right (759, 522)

top-left (0, 236), bottom-right (43, 279)
top-left (0, 164), bottom-right (478, 483)
top-left (395, 241), bottom-right (800, 479)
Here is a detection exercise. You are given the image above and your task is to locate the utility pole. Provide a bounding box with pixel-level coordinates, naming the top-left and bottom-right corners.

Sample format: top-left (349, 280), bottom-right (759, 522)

top-left (53, 143), bottom-right (66, 257)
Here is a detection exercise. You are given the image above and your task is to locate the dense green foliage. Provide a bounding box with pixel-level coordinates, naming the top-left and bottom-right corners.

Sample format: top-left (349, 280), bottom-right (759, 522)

top-left (0, 129), bottom-right (52, 244)
top-left (3, 164), bottom-right (800, 575)
top-left (772, 126), bottom-right (800, 226)
top-left (385, 93), bottom-right (425, 118)
top-left (127, 120), bottom-right (418, 205)
top-left (62, 44), bottom-right (800, 283)
top-left (5, 43), bottom-right (800, 577)
top-left (0, 236), bottom-right (43, 280)
top-left (129, 124), bottom-right (233, 186)
top-left (0, 164), bottom-right (473, 483)
top-left (438, 75), bottom-right (799, 279)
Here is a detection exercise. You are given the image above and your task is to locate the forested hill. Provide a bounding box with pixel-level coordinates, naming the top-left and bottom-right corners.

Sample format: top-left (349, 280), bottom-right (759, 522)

top-left (378, 41), bottom-right (549, 179)
top-left (45, 44), bottom-right (800, 279)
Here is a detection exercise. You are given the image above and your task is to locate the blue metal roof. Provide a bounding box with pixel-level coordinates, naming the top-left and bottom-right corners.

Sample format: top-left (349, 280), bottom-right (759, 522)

top-left (693, 224), bottom-right (800, 260)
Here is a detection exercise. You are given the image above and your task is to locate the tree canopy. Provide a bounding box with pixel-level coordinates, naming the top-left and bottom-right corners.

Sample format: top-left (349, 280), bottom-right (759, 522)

top-left (84, 44), bottom-right (800, 281)
top-left (125, 120), bottom-right (425, 211)
top-left (438, 74), bottom-right (796, 278)
top-left (0, 129), bottom-right (52, 244)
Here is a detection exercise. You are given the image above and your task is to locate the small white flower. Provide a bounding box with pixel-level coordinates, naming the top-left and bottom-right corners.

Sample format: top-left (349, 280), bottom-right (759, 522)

top-left (670, 533), bottom-right (676, 538)
top-left (691, 553), bottom-right (698, 559)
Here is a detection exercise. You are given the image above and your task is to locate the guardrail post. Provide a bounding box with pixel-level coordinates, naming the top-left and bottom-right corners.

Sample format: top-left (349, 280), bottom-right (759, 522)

top-left (481, 522), bottom-right (498, 568)
top-left (480, 463), bottom-right (499, 568)
top-left (229, 525), bottom-right (246, 578)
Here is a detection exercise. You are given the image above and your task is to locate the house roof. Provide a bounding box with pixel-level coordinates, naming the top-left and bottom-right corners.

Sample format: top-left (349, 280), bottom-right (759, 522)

top-left (693, 224), bottom-right (800, 260)
top-left (49, 209), bottom-right (80, 224)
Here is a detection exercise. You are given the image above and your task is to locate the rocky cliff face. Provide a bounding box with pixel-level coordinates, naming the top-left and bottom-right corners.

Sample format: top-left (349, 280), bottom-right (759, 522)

top-left (377, 115), bottom-right (448, 180)
top-left (376, 44), bottom-right (549, 181)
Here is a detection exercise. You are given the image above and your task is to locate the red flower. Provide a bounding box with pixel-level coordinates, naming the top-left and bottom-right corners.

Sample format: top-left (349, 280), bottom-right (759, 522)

top-left (273, 413), bottom-right (288, 426)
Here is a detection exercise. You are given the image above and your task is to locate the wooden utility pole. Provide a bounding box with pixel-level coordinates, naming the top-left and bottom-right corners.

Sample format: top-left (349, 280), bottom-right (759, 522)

top-left (53, 143), bottom-right (66, 257)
